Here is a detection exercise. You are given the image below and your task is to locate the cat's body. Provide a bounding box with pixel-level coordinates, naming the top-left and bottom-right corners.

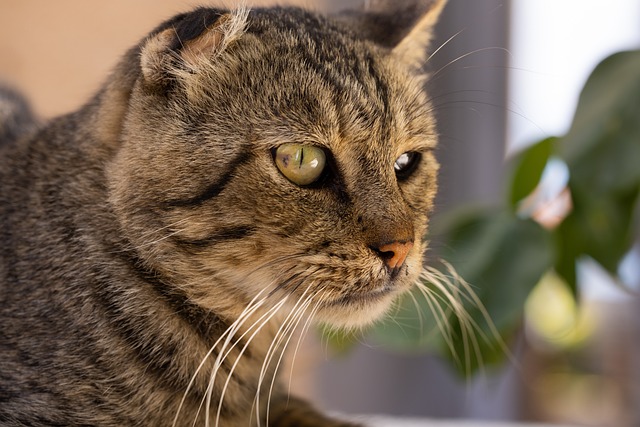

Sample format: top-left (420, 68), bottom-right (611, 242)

top-left (0, 2), bottom-right (445, 426)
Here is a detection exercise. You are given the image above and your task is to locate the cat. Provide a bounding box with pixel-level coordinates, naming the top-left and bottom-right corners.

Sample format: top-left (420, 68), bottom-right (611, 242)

top-left (0, 1), bottom-right (447, 425)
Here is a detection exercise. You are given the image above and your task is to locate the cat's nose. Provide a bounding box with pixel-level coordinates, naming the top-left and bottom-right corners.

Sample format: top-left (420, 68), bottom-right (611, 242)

top-left (374, 241), bottom-right (414, 271)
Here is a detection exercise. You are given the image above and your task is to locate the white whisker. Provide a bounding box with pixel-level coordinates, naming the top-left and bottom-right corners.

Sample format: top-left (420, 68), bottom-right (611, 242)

top-left (420, 268), bottom-right (481, 372)
top-left (413, 280), bottom-right (458, 358)
top-left (405, 288), bottom-right (425, 336)
top-left (428, 47), bottom-right (511, 82)
top-left (257, 289), bottom-right (318, 426)
top-left (138, 217), bottom-right (191, 240)
top-left (211, 293), bottom-right (289, 427)
top-left (425, 28), bottom-right (466, 65)
top-left (436, 261), bottom-right (514, 364)
top-left (417, 260), bottom-right (513, 374)
top-left (285, 293), bottom-right (325, 396)
top-left (172, 286), bottom-right (271, 427)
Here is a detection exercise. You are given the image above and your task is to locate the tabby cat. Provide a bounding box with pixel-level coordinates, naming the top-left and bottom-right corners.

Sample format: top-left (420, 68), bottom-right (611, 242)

top-left (0, 1), bottom-right (447, 425)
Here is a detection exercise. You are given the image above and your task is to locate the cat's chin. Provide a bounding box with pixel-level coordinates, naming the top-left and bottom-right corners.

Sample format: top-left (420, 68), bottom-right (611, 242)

top-left (313, 287), bottom-right (401, 330)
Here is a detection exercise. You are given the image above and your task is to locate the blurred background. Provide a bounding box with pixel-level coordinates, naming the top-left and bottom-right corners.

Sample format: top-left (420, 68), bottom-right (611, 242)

top-left (1, 1), bottom-right (638, 426)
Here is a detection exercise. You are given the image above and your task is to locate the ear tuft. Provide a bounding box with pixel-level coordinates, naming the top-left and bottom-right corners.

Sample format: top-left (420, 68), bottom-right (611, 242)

top-left (180, 9), bottom-right (249, 71)
top-left (139, 8), bottom-right (249, 90)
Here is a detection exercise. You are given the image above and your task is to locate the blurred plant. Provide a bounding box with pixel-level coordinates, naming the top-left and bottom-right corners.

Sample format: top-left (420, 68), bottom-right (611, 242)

top-left (327, 50), bottom-right (640, 375)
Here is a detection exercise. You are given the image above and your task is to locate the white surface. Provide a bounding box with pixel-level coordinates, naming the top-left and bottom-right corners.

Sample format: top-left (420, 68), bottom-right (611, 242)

top-left (353, 416), bottom-right (575, 427)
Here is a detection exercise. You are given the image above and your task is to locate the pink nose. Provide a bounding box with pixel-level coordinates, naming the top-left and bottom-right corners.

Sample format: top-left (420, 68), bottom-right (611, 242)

top-left (375, 241), bottom-right (414, 271)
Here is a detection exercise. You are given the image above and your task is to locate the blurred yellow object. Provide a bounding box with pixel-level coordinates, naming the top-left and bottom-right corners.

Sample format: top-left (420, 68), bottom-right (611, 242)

top-left (525, 272), bottom-right (594, 350)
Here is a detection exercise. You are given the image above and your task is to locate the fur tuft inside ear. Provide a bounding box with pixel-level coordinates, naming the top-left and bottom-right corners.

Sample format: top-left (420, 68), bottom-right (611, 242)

top-left (139, 8), bottom-right (249, 90)
top-left (335, 0), bottom-right (447, 68)
top-left (180, 8), bottom-right (249, 72)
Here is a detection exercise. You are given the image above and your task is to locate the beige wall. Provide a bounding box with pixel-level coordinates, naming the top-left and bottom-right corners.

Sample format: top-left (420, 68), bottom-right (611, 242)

top-left (0, 1), bottom-right (325, 118)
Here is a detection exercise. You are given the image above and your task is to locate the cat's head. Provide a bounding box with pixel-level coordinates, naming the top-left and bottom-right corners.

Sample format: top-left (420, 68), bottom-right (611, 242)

top-left (107, 1), bottom-right (446, 329)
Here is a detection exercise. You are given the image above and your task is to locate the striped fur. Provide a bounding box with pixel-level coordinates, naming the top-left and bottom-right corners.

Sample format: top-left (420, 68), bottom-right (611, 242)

top-left (0, 2), bottom-right (445, 426)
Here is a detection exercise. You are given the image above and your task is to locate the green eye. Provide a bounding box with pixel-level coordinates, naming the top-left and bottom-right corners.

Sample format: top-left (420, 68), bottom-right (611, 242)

top-left (274, 143), bottom-right (327, 186)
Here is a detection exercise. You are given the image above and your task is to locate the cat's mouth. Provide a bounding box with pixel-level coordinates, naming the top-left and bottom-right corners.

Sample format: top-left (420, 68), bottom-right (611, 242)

top-left (305, 258), bottom-right (421, 328)
top-left (320, 252), bottom-right (418, 309)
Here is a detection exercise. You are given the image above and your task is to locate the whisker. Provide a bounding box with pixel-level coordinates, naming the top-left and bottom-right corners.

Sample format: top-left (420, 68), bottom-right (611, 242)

top-left (244, 254), bottom-right (305, 279)
top-left (405, 288), bottom-right (425, 336)
top-left (425, 98), bottom-right (545, 137)
top-left (420, 268), bottom-right (481, 372)
top-left (137, 217), bottom-right (191, 240)
top-left (108, 218), bottom-right (193, 256)
top-left (256, 287), bottom-right (318, 426)
top-left (172, 286), bottom-right (271, 427)
top-left (266, 293), bottom-right (325, 426)
top-left (434, 261), bottom-right (515, 364)
top-left (412, 280), bottom-right (458, 359)
top-left (214, 294), bottom-right (290, 427)
top-left (285, 292), bottom-right (325, 398)
top-left (424, 28), bottom-right (466, 65)
top-left (419, 260), bottom-right (514, 375)
top-left (427, 47), bottom-right (511, 82)
top-left (262, 293), bottom-right (317, 427)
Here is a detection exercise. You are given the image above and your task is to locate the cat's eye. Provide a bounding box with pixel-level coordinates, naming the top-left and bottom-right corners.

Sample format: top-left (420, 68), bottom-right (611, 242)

top-left (274, 143), bottom-right (327, 186)
top-left (394, 151), bottom-right (421, 180)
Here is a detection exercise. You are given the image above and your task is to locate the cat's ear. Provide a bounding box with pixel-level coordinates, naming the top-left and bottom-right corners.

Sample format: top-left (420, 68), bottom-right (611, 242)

top-left (336, 0), bottom-right (447, 68)
top-left (139, 28), bottom-right (176, 89)
top-left (139, 9), bottom-right (248, 90)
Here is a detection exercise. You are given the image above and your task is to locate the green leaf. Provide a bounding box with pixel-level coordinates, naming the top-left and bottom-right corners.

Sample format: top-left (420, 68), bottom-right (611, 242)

top-left (508, 137), bottom-right (556, 209)
top-left (435, 209), bottom-right (555, 374)
top-left (558, 50), bottom-right (640, 275)
top-left (562, 185), bottom-right (638, 275)
top-left (562, 50), bottom-right (640, 193)
top-left (553, 216), bottom-right (580, 294)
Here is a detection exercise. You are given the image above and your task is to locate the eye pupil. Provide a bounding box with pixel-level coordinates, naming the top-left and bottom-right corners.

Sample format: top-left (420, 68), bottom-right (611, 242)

top-left (394, 151), bottom-right (420, 180)
top-left (274, 144), bottom-right (327, 186)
